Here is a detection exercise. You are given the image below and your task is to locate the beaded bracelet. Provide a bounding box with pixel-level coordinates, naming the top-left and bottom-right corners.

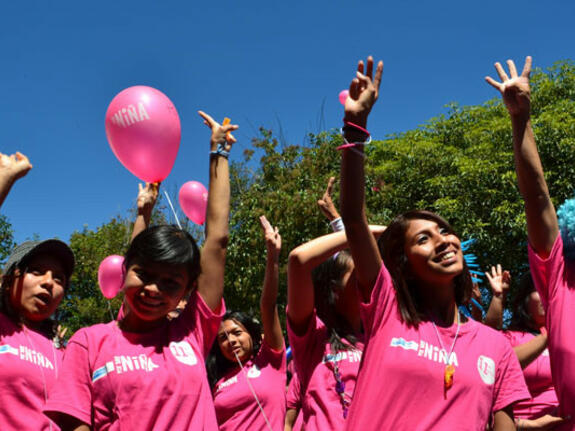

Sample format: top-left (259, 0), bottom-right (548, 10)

top-left (210, 142), bottom-right (230, 159)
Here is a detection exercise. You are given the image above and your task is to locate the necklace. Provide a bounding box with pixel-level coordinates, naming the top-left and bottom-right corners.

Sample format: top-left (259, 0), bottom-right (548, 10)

top-left (431, 311), bottom-right (460, 398)
top-left (325, 351), bottom-right (352, 418)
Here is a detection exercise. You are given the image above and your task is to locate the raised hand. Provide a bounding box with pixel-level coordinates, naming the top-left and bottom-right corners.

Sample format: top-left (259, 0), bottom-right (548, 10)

top-left (317, 176), bottom-right (340, 222)
top-left (485, 56), bottom-right (532, 119)
top-left (198, 111), bottom-right (238, 152)
top-left (0, 151), bottom-right (32, 181)
top-left (137, 182), bottom-right (160, 215)
top-left (259, 215), bottom-right (281, 258)
top-left (485, 264), bottom-right (511, 297)
top-left (344, 56), bottom-right (384, 126)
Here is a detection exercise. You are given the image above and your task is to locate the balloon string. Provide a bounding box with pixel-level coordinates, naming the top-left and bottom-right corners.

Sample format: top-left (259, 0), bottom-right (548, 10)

top-left (222, 326), bottom-right (273, 431)
top-left (163, 191), bottom-right (183, 230)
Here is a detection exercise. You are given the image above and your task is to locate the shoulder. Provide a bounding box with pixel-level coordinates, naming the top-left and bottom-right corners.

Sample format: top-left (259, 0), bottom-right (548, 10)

top-left (69, 322), bottom-right (117, 347)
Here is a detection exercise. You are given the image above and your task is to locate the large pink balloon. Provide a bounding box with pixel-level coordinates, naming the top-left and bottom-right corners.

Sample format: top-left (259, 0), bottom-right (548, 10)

top-left (179, 181), bottom-right (208, 225)
top-left (105, 86), bottom-right (181, 182)
top-left (98, 255), bottom-right (125, 299)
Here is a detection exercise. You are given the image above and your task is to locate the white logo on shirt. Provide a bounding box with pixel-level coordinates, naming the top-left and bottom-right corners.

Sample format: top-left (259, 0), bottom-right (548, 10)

top-left (477, 355), bottom-right (495, 385)
top-left (542, 349), bottom-right (549, 357)
top-left (247, 365), bottom-right (261, 378)
top-left (0, 344), bottom-right (55, 370)
top-left (389, 338), bottom-right (459, 366)
top-left (169, 341), bottom-right (198, 366)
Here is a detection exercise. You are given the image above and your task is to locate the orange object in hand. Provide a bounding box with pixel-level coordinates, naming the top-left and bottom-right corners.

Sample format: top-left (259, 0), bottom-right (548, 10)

top-left (222, 117), bottom-right (231, 140)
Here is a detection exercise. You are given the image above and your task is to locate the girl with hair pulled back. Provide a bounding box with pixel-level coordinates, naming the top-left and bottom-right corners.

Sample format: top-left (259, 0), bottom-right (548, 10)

top-left (338, 56), bottom-right (529, 430)
top-left (207, 215), bottom-right (286, 431)
top-left (45, 111), bottom-right (237, 431)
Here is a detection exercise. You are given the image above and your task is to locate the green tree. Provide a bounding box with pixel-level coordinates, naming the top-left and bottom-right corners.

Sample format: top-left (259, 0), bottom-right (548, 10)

top-left (0, 214), bottom-right (15, 268)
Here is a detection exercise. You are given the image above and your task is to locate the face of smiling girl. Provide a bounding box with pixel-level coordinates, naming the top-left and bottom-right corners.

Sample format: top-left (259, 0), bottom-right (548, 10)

top-left (122, 260), bottom-right (190, 326)
top-left (404, 219), bottom-right (464, 287)
top-left (217, 319), bottom-right (254, 364)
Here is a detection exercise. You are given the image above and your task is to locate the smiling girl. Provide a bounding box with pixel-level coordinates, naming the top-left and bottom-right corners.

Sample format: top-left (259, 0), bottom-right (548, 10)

top-left (338, 57), bottom-right (529, 430)
top-left (44, 111), bottom-right (236, 430)
top-left (208, 216), bottom-right (286, 431)
top-left (0, 151), bottom-right (76, 431)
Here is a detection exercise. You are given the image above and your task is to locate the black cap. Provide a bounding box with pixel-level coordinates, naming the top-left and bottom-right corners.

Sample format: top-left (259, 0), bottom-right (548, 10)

top-left (3, 239), bottom-right (75, 283)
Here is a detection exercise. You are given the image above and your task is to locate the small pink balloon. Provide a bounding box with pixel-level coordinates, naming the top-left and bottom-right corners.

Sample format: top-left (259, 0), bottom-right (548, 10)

top-left (338, 89), bottom-right (349, 105)
top-left (98, 255), bottom-right (125, 299)
top-left (179, 181), bottom-right (208, 225)
top-left (105, 86), bottom-right (181, 182)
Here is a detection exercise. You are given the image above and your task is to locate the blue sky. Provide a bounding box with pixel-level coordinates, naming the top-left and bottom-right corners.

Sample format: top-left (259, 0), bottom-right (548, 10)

top-left (1, 0), bottom-right (574, 244)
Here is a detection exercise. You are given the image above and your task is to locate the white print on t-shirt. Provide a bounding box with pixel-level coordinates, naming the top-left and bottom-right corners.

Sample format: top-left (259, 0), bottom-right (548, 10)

top-left (390, 338), bottom-right (459, 366)
top-left (169, 341), bottom-right (198, 366)
top-left (92, 355), bottom-right (159, 382)
top-left (247, 365), bottom-right (261, 379)
top-left (542, 349), bottom-right (549, 357)
top-left (477, 355), bottom-right (495, 385)
top-left (0, 343), bottom-right (55, 370)
top-left (322, 350), bottom-right (362, 365)
top-left (216, 375), bottom-right (238, 392)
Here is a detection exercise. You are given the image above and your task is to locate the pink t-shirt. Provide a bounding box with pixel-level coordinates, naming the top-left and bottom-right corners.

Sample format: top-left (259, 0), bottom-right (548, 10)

top-left (44, 292), bottom-right (224, 430)
top-left (0, 312), bottom-right (63, 430)
top-left (345, 264), bottom-right (530, 430)
top-left (213, 340), bottom-right (286, 431)
top-left (503, 330), bottom-right (558, 419)
top-left (529, 235), bottom-right (575, 429)
top-left (287, 312), bottom-right (363, 431)
top-left (285, 371), bottom-right (303, 431)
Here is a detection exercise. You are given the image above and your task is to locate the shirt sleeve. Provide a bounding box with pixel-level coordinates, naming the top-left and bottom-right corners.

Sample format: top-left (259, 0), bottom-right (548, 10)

top-left (286, 311), bottom-right (326, 390)
top-left (359, 263), bottom-right (397, 339)
top-left (256, 338), bottom-right (286, 372)
top-left (492, 338), bottom-right (531, 413)
top-left (179, 290), bottom-right (226, 357)
top-left (528, 234), bottom-right (564, 310)
top-left (44, 329), bottom-right (93, 426)
top-left (286, 372), bottom-right (302, 410)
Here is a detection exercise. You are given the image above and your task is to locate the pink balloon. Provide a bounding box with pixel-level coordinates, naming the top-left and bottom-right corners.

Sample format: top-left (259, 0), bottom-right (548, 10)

top-left (179, 181), bottom-right (208, 225)
top-left (338, 89), bottom-right (349, 105)
top-left (98, 255), bottom-right (125, 299)
top-left (105, 86), bottom-right (181, 182)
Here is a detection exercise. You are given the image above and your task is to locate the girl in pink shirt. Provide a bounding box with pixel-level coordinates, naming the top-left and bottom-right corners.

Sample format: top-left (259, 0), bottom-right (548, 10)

top-left (287, 226), bottom-right (385, 431)
top-left (338, 56), bottom-right (529, 430)
top-left (208, 216), bottom-right (286, 431)
top-left (44, 112), bottom-right (237, 431)
top-left (0, 151), bottom-right (75, 431)
top-left (485, 267), bottom-right (561, 428)
top-left (486, 56), bottom-right (573, 430)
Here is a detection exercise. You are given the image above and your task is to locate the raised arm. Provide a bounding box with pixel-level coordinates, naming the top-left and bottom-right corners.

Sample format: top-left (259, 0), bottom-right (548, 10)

top-left (131, 182), bottom-right (159, 241)
top-left (259, 215), bottom-right (284, 351)
top-left (196, 111), bottom-right (237, 311)
top-left (0, 151), bottom-right (32, 210)
top-left (287, 226), bottom-right (385, 335)
top-left (340, 56), bottom-right (384, 301)
top-left (486, 57), bottom-right (558, 257)
top-left (513, 333), bottom-right (548, 369)
top-left (484, 265), bottom-right (510, 329)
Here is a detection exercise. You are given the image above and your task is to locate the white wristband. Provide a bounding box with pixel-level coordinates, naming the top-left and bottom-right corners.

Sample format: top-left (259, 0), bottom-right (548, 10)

top-left (330, 217), bottom-right (345, 232)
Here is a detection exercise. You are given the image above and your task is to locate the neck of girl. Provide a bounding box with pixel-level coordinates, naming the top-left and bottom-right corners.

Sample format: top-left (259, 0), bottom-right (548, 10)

top-left (422, 284), bottom-right (459, 326)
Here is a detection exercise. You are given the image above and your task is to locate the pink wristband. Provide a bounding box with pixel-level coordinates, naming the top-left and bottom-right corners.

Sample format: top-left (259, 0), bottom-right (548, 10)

top-left (343, 121), bottom-right (370, 135)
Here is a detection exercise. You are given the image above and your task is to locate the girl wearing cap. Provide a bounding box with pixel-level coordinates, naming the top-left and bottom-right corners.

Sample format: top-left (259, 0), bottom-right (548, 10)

top-left (337, 57), bottom-right (529, 430)
top-left (0, 151), bottom-right (75, 431)
top-left (45, 112), bottom-right (235, 431)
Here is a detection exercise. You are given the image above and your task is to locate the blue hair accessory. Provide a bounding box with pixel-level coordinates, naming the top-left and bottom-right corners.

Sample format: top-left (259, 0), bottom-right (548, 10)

top-left (461, 239), bottom-right (484, 284)
top-left (557, 196), bottom-right (575, 261)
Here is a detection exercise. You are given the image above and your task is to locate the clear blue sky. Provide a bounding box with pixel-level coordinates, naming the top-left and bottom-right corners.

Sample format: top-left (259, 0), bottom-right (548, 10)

top-left (1, 0), bottom-right (573, 244)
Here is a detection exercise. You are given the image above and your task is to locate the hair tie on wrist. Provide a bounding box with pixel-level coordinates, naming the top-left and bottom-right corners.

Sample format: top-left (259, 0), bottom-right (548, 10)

top-left (343, 121), bottom-right (370, 136)
top-left (210, 142), bottom-right (229, 159)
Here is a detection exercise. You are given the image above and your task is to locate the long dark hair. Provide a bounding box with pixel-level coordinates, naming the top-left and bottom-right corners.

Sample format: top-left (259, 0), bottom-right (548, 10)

top-left (206, 311), bottom-right (262, 389)
top-left (377, 210), bottom-right (473, 326)
top-left (124, 225), bottom-right (201, 289)
top-left (311, 250), bottom-right (360, 353)
top-left (508, 271), bottom-right (538, 332)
